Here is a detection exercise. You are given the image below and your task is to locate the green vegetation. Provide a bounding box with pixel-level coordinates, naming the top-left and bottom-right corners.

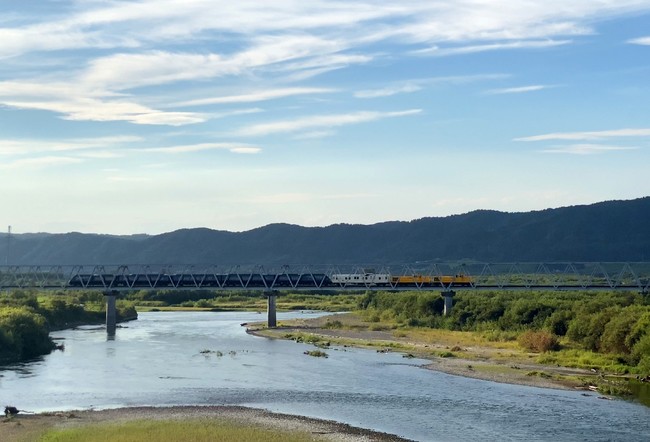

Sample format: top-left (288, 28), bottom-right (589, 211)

top-left (37, 419), bottom-right (318, 442)
top-left (0, 306), bottom-right (53, 362)
top-left (356, 290), bottom-right (650, 376)
top-left (0, 290), bottom-right (137, 364)
top-left (304, 349), bottom-right (328, 358)
top-left (127, 289), bottom-right (359, 312)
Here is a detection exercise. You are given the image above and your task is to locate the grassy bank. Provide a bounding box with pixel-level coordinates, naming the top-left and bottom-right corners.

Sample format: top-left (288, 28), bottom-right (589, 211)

top-left (37, 419), bottom-right (316, 442)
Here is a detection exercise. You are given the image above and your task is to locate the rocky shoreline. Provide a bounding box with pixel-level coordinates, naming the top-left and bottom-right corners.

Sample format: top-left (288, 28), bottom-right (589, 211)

top-left (1, 406), bottom-right (413, 442)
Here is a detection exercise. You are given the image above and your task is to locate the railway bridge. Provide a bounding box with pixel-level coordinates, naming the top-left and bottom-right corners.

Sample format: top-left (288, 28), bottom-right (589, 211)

top-left (1, 262), bottom-right (648, 335)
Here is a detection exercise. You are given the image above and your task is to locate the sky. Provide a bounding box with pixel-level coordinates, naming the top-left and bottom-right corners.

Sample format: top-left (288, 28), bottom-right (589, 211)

top-left (1, 1), bottom-right (649, 235)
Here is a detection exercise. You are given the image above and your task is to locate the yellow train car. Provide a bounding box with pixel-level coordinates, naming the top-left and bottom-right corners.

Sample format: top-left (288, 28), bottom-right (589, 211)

top-left (391, 275), bottom-right (434, 285)
top-left (391, 274), bottom-right (472, 287)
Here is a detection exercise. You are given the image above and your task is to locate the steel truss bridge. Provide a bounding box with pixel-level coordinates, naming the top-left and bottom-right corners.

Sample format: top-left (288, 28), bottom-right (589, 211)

top-left (0, 262), bottom-right (649, 292)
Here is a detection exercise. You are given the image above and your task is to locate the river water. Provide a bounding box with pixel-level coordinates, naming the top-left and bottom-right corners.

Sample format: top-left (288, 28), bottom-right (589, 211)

top-left (1, 311), bottom-right (649, 441)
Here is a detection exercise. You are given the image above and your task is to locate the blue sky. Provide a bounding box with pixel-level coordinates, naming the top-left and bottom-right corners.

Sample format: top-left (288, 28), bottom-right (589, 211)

top-left (1, 1), bottom-right (649, 235)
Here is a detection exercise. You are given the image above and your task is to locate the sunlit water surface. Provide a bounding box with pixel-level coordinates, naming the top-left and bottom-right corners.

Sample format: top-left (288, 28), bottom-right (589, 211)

top-left (1, 311), bottom-right (649, 441)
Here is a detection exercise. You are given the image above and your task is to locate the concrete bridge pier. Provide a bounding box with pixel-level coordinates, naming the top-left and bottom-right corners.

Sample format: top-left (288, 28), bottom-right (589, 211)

top-left (442, 290), bottom-right (456, 316)
top-left (104, 290), bottom-right (118, 336)
top-left (265, 290), bottom-right (278, 328)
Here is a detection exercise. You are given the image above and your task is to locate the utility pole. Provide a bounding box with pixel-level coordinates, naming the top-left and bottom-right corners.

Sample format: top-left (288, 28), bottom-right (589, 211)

top-left (5, 225), bottom-right (10, 265)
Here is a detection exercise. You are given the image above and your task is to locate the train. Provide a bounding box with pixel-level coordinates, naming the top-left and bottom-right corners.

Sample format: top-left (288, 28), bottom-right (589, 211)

top-left (329, 273), bottom-right (472, 286)
top-left (66, 271), bottom-right (473, 289)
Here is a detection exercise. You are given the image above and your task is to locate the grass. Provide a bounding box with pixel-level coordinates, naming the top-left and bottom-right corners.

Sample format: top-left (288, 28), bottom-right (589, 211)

top-left (37, 419), bottom-right (319, 442)
top-left (397, 327), bottom-right (519, 351)
top-left (537, 349), bottom-right (631, 374)
top-left (134, 293), bottom-right (360, 313)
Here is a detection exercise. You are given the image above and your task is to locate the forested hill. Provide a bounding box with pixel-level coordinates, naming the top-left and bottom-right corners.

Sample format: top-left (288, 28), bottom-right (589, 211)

top-left (2, 197), bottom-right (650, 265)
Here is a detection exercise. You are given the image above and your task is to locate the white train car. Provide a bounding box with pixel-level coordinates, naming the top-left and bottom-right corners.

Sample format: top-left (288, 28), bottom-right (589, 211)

top-left (330, 273), bottom-right (391, 286)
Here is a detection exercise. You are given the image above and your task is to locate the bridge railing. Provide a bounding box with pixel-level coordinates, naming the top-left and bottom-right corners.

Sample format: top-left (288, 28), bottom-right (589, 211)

top-left (0, 263), bottom-right (649, 292)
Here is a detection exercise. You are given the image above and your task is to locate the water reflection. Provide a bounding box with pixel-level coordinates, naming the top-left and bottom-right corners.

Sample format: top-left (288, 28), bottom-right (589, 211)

top-left (630, 380), bottom-right (650, 407)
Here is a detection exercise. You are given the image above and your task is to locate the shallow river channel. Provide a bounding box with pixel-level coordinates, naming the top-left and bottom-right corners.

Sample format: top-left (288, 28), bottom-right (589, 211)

top-left (1, 311), bottom-right (649, 441)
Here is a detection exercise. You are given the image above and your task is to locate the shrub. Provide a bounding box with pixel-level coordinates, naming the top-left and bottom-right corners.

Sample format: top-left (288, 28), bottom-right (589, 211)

top-left (631, 334), bottom-right (650, 367)
top-left (194, 299), bottom-right (212, 308)
top-left (323, 320), bottom-right (343, 329)
top-left (304, 350), bottom-right (328, 358)
top-left (0, 306), bottom-right (54, 361)
top-left (518, 330), bottom-right (559, 353)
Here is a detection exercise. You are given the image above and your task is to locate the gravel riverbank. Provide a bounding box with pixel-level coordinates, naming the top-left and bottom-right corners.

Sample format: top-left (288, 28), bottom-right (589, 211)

top-left (248, 312), bottom-right (598, 392)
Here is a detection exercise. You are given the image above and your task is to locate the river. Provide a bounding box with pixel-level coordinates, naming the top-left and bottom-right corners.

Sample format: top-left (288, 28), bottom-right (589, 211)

top-left (1, 311), bottom-right (649, 441)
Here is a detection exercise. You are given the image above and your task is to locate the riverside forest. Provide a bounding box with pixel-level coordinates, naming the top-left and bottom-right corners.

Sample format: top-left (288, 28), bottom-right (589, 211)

top-left (2, 288), bottom-right (649, 398)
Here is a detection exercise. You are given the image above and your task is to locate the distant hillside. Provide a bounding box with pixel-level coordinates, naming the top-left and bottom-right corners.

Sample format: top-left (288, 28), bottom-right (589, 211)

top-left (1, 197), bottom-right (649, 266)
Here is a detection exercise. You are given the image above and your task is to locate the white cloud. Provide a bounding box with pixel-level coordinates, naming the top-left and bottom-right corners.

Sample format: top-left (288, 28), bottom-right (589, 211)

top-left (628, 36), bottom-right (650, 45)
top-left (175, 88), bottom-right (335, 107)
top-left (354, 74), bottom-right (509, 99)
top-left (1, 95), bottom-right (205, 126)
top-left (209, 108), bottom-right (264, 119)
top-left (291, 130), bottom-right (337, 140)
top-left (236, 109), bottom-right (422, 136)
top-left (413, 39), bottom-right (571, 56)
top-left (144, 142), bottom-right (262, 154)
top-left (484, 85), bottom-right (556, 95)
top-left (355, 84), bottom-right (421, 98)
top-left (229, 147), bottom-right (261, 154)
top-left (515, 128), bottom-right (650, 141)
top-left (539, 144), bottom-right (639, 155)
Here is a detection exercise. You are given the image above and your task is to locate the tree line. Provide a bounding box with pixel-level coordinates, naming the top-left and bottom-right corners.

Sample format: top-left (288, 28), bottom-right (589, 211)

top-left (0, 291), bottom-right (136, 364)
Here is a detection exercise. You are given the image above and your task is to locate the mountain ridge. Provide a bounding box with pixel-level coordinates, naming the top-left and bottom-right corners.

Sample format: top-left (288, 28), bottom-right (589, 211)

top-left (2, 197), bottom-right (649, 265)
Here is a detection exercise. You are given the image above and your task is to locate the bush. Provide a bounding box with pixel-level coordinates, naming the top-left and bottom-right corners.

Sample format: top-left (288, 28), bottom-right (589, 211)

top-left (631, 334), bottom-right (650, 367)
top-left (518, 330), bottom-right (559, 353)
top-left (600, 307), bottom-right (643, 354)
top-left (0, 306), bottom-right (54, 361)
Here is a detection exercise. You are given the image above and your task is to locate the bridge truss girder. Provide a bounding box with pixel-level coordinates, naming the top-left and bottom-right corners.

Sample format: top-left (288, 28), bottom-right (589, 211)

top-left (0, 262), bottom-right (648, 292)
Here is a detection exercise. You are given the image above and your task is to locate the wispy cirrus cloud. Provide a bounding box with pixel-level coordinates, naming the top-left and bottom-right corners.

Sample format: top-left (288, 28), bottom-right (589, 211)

top-left (539, 144), bottom-right (639, 155)
top-left (2, 1), bottom-right (649, 129)
top-left (80, 34), bottom-right (354, 91)
top-left (355, 74), bottom-right (509, 99)
top-left (412, 39), bottom-right (571, 57)
top-left (484, 84), bottom-right (557, 95)
top-left (236, 109), bottom-right (422, 136)
top-left (175, 88), bottom-right (335, 107)
top-left (355, 84), bottom-right (421, 99)
top-left (628, 36), bottom-right (650, 45)
top-left (515, 128), bottom-right (650, 142)
top-left (0, 81), bottom-right (205, 126)
top-left (144, 142), bottom-right (262, 154)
